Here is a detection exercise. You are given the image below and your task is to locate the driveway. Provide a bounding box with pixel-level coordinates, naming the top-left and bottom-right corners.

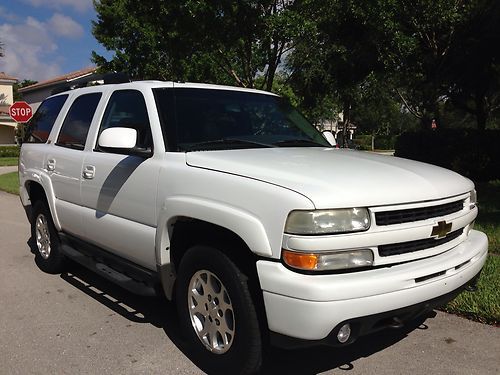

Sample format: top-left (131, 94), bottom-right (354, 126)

top-left (0, 190), bottom-right (498, 374)
top-left (0, 165), bottom-right (17, 175)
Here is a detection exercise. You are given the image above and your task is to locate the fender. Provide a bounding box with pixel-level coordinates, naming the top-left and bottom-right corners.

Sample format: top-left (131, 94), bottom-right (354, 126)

top-left (155, 195), bottom-right (273, 266)
top-left (21, 168), bottom-right (62, 231)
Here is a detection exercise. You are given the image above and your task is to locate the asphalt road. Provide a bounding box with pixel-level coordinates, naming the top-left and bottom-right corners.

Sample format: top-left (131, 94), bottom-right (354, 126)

top-left (0, 190), bottom-right (499, 375)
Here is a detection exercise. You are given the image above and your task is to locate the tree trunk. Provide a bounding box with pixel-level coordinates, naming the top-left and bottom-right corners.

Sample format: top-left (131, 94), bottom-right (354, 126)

top-left (475, 96), bottom-right (487, 131)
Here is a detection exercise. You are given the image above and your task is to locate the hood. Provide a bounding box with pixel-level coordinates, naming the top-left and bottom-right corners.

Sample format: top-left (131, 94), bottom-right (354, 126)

top-left (186, 148), bottom-right (473, 208)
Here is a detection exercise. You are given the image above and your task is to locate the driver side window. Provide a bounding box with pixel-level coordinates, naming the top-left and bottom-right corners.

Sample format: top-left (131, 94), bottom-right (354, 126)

top-left (98, 90), bottom-right (152, 151)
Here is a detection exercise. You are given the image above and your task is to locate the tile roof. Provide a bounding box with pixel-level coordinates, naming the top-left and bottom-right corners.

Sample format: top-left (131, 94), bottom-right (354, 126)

top-left (18, 66), bottom-right (98, 92)
top-left (0, 72), bottom-right (17, 81)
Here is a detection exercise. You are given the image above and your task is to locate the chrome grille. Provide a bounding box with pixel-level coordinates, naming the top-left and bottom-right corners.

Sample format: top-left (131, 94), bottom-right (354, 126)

top-left (375, 200), bottom-right (464, 226)
top-left (378, 228), bottom-right (464, 257)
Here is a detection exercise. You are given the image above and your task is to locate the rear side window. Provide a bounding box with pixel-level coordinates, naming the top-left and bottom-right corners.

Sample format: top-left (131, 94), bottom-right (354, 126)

top-left (56, 93), bottom-right (102, 150)
top-left (24, 95), bottom-right (68, 143)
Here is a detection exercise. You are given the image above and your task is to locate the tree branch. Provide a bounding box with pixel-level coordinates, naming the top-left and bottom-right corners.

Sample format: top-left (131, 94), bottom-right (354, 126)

top-left (395, 88), bottom-right (423, 118)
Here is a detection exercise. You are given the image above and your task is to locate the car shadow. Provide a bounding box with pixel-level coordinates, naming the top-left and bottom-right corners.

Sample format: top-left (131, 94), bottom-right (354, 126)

top-left (259, 314), bottom-right (432, 374)
top-left (36, 248), bottom-right (436, 375)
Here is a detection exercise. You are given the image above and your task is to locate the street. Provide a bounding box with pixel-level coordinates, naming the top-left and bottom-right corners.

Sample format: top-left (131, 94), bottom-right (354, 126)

top-left (0, 190), bottom-right (498, 374)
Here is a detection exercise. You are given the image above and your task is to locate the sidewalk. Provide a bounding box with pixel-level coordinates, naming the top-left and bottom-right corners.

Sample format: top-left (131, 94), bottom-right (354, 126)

top-left (0, 166), bottom-right (17, 176)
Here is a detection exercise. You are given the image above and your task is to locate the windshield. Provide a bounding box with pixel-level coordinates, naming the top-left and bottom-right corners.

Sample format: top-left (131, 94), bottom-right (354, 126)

top-left (153, 88), bottom-right (330, 151)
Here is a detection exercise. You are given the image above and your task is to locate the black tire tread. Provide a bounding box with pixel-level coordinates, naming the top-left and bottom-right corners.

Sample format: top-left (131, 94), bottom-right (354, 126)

top-left (176, 245), bottom-right (262, 375)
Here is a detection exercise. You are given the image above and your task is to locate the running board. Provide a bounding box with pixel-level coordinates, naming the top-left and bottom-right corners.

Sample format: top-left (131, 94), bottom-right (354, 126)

top-left (59, 237), bottom-right (158, 297)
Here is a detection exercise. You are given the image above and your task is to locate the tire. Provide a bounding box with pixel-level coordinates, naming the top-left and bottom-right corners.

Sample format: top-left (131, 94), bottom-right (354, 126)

top-left (176, 246), bottom-right (262, 375)
top-left (31, 200), bottom-right (66, 274)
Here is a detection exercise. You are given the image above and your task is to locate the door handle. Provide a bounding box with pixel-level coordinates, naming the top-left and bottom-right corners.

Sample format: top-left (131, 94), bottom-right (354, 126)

top-left (47, 159), bottom-right (56, 171)
top-left (83, 165), bottom-right (96, 179)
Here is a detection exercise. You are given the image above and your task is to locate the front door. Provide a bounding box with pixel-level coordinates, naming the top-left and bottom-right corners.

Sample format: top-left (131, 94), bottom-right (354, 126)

top-left (80, 89), bottom-right (159, 270)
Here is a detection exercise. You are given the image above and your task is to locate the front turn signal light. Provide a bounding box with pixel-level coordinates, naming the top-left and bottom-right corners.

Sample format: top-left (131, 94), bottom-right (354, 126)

top-left (282, 249), bottom-right (374, 271)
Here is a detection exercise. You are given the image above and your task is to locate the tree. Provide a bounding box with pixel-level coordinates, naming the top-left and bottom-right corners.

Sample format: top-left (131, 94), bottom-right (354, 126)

top-left (288, 0), bottom-right (384, 143)
top-left (92, 0), bottom-right (305, 90)
top-left (445, 0), bottom-right (500, 130)
top-left (13, 80), bottom-right (38, 101)
top-left (289, 0), bottom-right (500, 132)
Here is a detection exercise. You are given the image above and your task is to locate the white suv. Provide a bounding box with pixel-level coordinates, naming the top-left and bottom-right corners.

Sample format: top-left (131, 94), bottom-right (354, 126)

top-left (19, 80), bottom-right (488, 374)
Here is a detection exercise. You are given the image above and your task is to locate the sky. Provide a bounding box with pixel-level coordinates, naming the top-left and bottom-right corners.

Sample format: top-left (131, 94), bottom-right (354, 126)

top-left (0, 0), bottom-right (112, 82)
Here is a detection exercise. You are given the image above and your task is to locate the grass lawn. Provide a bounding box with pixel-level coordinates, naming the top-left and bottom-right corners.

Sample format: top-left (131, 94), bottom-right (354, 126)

top-left (0, 172), bottom-right (497, 324)
top-left (442, 180), bottom-right (500, 325)
top-left (0, 171), bottom-right (19, 195)
top-left (0, 157), bottom-right (19, 166)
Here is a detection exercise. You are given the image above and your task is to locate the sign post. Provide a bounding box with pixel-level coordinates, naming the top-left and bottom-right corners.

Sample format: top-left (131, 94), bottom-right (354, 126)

top-left (9, 101), bottom-right (33, 123)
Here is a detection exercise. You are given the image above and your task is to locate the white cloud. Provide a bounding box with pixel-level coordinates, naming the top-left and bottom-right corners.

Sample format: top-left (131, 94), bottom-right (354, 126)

top-left (22, 0), bottom-right (93, 13)
top-left (48, 13), bottom-right (84, 38)
top-left (0, 17), bottom-right (63, 81)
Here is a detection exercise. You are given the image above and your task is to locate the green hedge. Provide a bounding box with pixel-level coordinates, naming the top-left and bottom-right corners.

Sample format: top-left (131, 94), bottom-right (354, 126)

top-left (353, 134), bottom-right (372, 150)
top-left (374, 135), bottom-right (397, 150)
top-left (395, 129), bottom-right (500, 181)
top-left (0, 146), bottom-right (20, 158)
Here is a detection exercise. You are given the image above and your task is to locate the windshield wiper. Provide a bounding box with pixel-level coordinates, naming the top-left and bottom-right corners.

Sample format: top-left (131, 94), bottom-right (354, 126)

top-left (273, 139), bottom-right (327, 147)
top-left (184, 138), bottom-right (275, 151)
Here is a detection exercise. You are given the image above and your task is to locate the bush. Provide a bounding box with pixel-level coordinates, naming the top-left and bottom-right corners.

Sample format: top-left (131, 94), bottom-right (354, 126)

top-left (353, 134), bottom-right (372, 150)
top-left (374, 135), bottom-right (397, 150)
top-left (395, 129), bottom-right (500, 181)
top-left (0, 146), bottom-right (20, 158)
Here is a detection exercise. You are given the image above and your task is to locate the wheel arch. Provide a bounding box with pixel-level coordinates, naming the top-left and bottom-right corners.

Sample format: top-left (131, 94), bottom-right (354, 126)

top-left (23, 175), bottom-right (61, 230)
top-left (155, 196), bottom-right (273, 301)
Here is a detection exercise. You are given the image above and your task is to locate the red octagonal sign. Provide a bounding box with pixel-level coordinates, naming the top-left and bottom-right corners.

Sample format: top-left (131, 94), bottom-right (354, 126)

top-left (9, 101), bottom-right (33, 123)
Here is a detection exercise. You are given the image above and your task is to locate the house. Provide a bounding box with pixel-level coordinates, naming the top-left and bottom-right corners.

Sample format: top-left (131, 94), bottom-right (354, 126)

top-left (317, 112), bottom-right (357, 143)
top-left (19, 66), bottom-right (99, 111)
top-left (0, 72), bottom-right (18, 144)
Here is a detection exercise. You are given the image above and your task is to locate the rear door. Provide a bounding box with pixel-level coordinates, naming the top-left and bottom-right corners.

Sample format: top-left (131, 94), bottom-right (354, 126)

top-left (47, 92), bottom-right (102, 236)
top-left (80, 89), bottom-right (160, 270)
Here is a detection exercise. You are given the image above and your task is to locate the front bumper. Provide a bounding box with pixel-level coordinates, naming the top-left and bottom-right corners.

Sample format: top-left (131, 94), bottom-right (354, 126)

top-left (257, 230), bottom-right (488, 341)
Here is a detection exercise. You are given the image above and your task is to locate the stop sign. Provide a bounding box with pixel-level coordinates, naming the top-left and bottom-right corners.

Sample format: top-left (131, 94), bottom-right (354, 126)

top-left (9, 101), bottom-right (33, 123)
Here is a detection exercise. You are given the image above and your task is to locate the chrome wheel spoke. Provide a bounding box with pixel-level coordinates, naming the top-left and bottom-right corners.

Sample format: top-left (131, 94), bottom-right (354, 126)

top-left (188, 270), bottom-right (235, 354)
top-left (35, 213), bottom-right (51, 259)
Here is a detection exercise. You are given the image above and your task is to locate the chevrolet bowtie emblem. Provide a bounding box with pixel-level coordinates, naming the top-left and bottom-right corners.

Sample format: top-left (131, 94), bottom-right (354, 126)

top-left (431, 221), bottom-right (452, 239)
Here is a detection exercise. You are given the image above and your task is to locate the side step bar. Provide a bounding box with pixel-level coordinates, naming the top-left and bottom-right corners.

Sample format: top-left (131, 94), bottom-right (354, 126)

top-left (59, 234), bottom-right (158, 297)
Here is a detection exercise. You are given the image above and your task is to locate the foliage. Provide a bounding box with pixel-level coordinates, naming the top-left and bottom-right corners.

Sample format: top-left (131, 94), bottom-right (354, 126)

top-left (442, 179), bottom-right (499, 324)
top-left (0, 146), bottom-right (20, 158)
top-left (92, 0), bottom-right (306, 91)
top-left (13, 80), bottom-right (38, 101)
top-left (92, 0), bottom-right (500, 134)
top-left (442, 254), bottom-right (499, 325)
top-left (288, 0), bottom-right (383, 141)
top-left (445, 1), bottom-right (500, 130)
top-left (395, 129), bottom-right (500, 181)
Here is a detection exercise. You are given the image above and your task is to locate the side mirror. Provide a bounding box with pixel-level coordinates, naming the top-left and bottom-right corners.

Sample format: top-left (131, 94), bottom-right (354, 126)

top-left (322, 131), bottom-right (337, 147)
top-left (98, 127), bottom-right (137, 149)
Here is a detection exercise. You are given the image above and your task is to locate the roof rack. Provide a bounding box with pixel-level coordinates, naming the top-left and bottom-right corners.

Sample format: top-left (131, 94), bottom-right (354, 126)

top-left (50, 72), bottom-right (131, 95)
top-left (103, 72), bottom-right (131, 84)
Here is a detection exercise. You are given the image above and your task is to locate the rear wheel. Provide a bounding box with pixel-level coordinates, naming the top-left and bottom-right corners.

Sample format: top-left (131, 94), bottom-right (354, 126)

top-left (176, 246), bottom-right (262, 374)
top-left (31, 200), bottom-right (66, 274)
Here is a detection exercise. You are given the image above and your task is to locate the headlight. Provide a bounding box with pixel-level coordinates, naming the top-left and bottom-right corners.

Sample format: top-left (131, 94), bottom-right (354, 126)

top-left (470, 189), bottom-right (477, 209)
top-left (285, 208), bottom-right (370, 235)
top-left (282, 249), bottom-right (374, 271)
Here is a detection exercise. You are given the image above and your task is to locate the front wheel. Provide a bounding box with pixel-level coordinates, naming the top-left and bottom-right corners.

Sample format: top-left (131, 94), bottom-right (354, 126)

top-left (176, 246), bottom-right (262, 374)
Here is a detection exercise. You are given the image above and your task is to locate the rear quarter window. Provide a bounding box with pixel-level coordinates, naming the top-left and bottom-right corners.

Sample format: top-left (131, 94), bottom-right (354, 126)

top-left (24, 94), bottom-right (68, 143)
